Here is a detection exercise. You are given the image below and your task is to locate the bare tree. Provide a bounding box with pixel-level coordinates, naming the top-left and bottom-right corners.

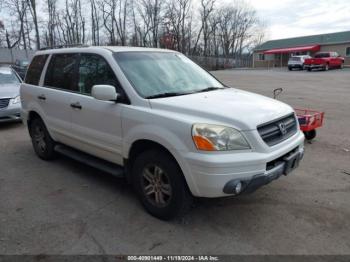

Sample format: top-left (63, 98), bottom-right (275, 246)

top-left (27, 0), bottom-right (40, 49)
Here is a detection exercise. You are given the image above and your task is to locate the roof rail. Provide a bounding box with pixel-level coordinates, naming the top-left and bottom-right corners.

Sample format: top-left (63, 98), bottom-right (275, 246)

top-left (39, 44), bottom-right (90, 51)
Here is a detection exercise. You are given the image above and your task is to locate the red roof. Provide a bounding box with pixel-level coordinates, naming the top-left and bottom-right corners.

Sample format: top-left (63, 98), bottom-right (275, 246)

top-left (263, 45), bottom-right (320, 54)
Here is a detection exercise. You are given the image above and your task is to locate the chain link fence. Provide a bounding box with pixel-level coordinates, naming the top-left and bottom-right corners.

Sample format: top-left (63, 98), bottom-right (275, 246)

top-left (189, 55), bottom-right (253, 70)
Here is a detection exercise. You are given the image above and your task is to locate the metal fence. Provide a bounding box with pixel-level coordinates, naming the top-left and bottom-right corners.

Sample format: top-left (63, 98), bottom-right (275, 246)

top-left (0, 48), bottom-right (35, 64)
top-left (189, 55), bottom-right (253, 70)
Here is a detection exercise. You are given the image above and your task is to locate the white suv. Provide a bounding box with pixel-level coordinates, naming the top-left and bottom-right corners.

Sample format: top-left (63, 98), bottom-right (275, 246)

top-left (21, 46), bottom-right (304, 220)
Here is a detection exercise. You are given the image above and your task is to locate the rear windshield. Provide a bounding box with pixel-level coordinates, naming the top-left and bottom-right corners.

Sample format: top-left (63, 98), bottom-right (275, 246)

top-left (314, 53), bottom-right (330, 58)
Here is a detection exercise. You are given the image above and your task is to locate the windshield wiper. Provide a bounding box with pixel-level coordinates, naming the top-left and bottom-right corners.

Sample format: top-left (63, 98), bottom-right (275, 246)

top-left (195, 86), bottom-right (227, 93)
top-left (145, 92), bottom-right (191, 99)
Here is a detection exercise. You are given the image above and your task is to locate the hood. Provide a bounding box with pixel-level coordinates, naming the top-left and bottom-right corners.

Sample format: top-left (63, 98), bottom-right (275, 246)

top-left (0, 83), bottom-right (20, 99)
top-left (149, 88), bottom-right (294, 130)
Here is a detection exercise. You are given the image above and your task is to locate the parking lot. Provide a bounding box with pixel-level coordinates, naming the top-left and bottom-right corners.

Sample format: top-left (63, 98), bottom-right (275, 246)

top-left (0, 68), bottom-right (349, 255)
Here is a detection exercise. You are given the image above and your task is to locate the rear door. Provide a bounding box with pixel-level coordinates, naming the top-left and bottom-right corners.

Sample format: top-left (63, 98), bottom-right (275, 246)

top-left (41, 53), bottom-right (79, 142)
top-left (69, 53), bottom-right (126, 165)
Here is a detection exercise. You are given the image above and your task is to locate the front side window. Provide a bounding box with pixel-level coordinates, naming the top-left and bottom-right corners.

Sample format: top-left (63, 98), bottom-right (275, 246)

top-left (44, 53), bottom-right (79, 91)
top-left (25, 55), bottom-right (48, 85)
top-left (78, 54), bottom-right (120, 95)
top-left (0, 69), bottom-right (20, 85)
top-left (114, 52), bottom-right (223, 98)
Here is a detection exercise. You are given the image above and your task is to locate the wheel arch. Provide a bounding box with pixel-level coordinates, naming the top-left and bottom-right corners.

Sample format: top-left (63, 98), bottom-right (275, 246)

top-left (27, 110), bottom-right (44, 136)
top-left (124, 139), bottom-right (196, 195)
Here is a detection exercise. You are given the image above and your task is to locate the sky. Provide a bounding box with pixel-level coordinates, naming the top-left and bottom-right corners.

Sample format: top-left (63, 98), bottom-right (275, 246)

top-left (248, 0), bottom-right (350, 40)
top-left (1, 0), bottom-right (350, 42)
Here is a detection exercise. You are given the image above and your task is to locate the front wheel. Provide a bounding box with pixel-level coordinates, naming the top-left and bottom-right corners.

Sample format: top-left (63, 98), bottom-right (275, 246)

top-left (29, 118), bottom-right (56, 160)
top-left (304, 130), bottom-right (316, 140)
top-left (132, 150), bottom-right (192, 220)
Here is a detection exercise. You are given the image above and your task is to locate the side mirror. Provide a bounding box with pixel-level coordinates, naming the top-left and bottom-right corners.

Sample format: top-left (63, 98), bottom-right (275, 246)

top-left (91, 85), bottom-right (119, 102)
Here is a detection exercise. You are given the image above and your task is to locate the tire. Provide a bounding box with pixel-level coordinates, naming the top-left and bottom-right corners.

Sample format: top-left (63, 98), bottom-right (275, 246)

top-left (29, 117), bottom-right (56, 160)
top-left (307, 68), bottom-right (312, 72)
top-left (304, 130), bottom-right (316, 140)
top-left (288, 67), bottom-right (292, 71)
top-left (132, 149), bottom-right (193, 220)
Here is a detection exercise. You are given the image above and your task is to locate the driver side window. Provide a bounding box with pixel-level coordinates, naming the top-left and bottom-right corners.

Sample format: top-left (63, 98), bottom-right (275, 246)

top-left (78, 54), bottom-right (120, 95)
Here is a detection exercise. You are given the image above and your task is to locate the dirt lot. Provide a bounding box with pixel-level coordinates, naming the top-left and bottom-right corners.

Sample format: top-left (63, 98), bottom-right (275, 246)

top-left (0, 68), bottom-right (349, 255)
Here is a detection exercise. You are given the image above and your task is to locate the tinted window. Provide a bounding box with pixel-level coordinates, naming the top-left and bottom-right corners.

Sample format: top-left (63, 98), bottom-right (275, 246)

top-left (25, 55), bottom-right (48, 85)
top-left (78, 54), bottom-right (120, 95)
top-left (347, 47), bottom-right (350, 56)
top-left (45, 53), bottom-right (79, 91)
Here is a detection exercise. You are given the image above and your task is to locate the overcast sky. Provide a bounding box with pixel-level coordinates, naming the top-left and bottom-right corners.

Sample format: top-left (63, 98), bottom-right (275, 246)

top-left (248, 0), bottom-right (350, 40)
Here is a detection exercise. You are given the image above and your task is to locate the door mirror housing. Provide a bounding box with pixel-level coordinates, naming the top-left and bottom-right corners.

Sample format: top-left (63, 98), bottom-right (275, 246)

top-left (91, 85), bottom-right (119, 102)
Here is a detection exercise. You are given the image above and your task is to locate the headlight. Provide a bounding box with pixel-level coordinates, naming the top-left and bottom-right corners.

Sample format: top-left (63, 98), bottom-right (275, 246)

top-left (11, 95), bottom-right (21, 104)
top-left (192, 124), bottom-right (250, 151)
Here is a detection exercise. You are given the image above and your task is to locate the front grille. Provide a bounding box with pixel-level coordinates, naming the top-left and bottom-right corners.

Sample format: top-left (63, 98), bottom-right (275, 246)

top-left (0, 98), bottom-right (10, 109)
top-left (257, 113), bottom-right (298, 146)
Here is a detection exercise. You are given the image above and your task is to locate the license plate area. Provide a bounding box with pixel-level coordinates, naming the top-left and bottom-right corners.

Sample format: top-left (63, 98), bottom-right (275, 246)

top-left (283, 151), bottom-right (301, 175)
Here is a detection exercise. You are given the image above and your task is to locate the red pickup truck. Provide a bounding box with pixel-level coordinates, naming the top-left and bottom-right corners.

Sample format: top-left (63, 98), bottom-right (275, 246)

top-left (304, 52), bottom-right (344, 71)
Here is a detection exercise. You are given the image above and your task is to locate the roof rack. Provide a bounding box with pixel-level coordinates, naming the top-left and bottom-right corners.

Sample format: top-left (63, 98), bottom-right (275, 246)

top-left (39, 44), bottom-right (90, 51)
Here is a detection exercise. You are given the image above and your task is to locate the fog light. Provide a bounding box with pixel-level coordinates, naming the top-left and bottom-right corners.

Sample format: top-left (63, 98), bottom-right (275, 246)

top-left (235, 181), bottom-right (242, 194)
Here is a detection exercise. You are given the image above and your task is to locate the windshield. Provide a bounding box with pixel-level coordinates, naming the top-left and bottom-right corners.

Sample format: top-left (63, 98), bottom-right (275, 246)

top-left (114, 52), bottom-right (224, 98)
top-left (0, 70), bottom-right (20, 85)
top-left (315, 53), bottom-right (330, 58)
top-left (289, 57), bottom-right (301, 61)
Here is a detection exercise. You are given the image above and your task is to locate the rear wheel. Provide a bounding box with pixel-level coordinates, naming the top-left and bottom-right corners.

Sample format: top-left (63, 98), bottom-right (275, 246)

top-left (29, 118), bottom-right (56, 160)
top-left (304, 130), bottom-right (316, 140)
top-left (132, 150), bottom-right (192, 220)
top-left (307, 68), bottom-right (312, 72)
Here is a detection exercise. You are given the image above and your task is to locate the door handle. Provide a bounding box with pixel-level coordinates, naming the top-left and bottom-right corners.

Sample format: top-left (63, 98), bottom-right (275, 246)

top-left (70, 102), bottom-right (82, 110)
top-left (37, 94), bottom-right (46, 100)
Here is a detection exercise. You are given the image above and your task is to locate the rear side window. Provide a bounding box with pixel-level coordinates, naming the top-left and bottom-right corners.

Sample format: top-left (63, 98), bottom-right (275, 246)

top-left (25, 55), bottom-right (48, 85)
top-left (44, 53), bottom-right (79, 91)
top-left (78, 54), bottom-right (121, 95)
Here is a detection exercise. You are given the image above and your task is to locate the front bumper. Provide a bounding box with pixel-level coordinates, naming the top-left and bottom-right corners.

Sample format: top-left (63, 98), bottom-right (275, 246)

top-left (181, 130), bottom-right (305, 197)
top-left (223, 147), bottom-right (304, 195)
top-left (0, 102), bottom-right (22, 123)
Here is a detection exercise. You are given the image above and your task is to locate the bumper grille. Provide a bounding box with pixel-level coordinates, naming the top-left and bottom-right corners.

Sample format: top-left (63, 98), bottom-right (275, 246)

top-left (257, 114), bottom-right (298, 146)
top-left (0, 98), bottom-right (10, 109)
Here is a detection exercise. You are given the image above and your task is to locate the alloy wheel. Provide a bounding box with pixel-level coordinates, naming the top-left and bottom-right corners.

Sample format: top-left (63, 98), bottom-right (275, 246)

top-left (33, 125), bottom-right (46, 153)
top-left (142, 164), bottom-right (172, 208)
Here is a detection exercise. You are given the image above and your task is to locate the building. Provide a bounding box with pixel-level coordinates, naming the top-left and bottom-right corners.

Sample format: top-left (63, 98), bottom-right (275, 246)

top-left (0, 48), bottom-right (35, 64)
top-left (253, 30), bottom-right (350, 68)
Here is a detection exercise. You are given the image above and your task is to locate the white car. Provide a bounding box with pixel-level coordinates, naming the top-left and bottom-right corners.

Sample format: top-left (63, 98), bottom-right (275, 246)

top-left (0, 66), bottom-right (22, 122)
top-left (20, 47), bottom-right (304, 220)
top-left (288, 55), bottom-right (311, 70)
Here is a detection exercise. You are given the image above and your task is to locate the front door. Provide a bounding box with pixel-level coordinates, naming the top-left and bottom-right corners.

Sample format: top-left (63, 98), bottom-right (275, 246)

top-left (69, 53), bottom-right (125, 165)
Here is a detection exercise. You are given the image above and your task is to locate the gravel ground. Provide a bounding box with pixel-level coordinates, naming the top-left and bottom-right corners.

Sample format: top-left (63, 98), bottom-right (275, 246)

top-left (0, 68), bottom-right (349, 255)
